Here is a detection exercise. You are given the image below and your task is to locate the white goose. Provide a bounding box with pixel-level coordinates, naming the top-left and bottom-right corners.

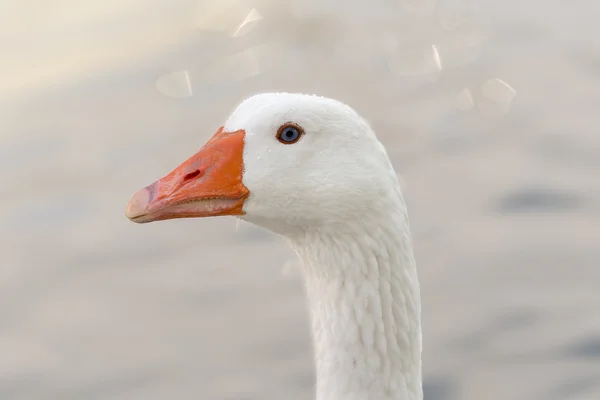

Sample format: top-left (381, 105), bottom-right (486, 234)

top-left (126, 92), bottom-right (422, 400)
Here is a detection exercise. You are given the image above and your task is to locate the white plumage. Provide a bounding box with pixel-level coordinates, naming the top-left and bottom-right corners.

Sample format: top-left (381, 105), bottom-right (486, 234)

top-left (229, 93), bottom-right (422, 399)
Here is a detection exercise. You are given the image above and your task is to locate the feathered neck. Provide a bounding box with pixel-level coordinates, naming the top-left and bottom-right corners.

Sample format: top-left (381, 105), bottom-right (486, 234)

top-left (289, 199), bottom-right (423, 400)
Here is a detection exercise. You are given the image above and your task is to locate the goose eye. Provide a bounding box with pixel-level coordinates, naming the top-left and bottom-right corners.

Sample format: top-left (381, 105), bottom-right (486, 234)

top-left (276, 123), bottom-right (303, 144)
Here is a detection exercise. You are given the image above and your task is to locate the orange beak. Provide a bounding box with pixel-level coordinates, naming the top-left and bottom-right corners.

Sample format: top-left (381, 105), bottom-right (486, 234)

top-left (125, 128), bottom-right (249, 223)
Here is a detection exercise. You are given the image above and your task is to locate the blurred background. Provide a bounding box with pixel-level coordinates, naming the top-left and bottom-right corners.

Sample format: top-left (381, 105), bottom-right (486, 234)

top-left (2, 0), bottom-right (599, 399)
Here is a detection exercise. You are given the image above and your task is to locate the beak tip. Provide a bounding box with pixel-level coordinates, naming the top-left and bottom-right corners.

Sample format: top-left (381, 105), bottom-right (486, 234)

top-left (125, 187), bottom-right (151, 221)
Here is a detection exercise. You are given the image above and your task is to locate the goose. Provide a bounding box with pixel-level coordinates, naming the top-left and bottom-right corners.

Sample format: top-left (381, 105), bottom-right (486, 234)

top-left (125, 92), bottom-right (422, 400)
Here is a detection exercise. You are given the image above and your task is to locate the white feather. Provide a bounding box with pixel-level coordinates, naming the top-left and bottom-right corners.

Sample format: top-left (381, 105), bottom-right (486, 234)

top-left (227, 93), bottom-right (422, 400)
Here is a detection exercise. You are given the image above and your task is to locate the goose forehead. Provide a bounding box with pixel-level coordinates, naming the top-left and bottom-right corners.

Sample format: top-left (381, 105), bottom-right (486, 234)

top-left (223, 92), bottom-right (356, 132)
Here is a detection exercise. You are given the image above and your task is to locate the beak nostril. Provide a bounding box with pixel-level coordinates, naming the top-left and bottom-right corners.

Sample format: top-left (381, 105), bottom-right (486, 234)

top-left (183, 170), bottom-right (201, 181)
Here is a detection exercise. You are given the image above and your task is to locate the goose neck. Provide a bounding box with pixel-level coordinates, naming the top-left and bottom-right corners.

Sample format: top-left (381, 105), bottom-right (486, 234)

top-left (291, 214), bottom-right (423, 400)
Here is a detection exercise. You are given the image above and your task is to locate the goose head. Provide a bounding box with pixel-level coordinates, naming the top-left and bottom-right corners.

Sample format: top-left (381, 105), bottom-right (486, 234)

top-left (126, 92), bottom-right (400, 235)
top-left (125, 93), bottom-right (422, 400)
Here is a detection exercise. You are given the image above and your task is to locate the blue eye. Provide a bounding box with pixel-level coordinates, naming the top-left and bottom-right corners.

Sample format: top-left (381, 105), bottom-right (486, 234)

top-left (277, 123), bottom-right (304, 144)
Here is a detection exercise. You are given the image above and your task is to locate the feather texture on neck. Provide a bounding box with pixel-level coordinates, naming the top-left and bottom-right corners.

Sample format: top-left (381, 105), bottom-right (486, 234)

top-left (290, 200), bottom-right (423, 400)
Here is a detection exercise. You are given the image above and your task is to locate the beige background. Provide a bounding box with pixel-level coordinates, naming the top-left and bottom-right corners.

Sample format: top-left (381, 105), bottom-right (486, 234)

top-left (2, 0), bottom-right (599, 399)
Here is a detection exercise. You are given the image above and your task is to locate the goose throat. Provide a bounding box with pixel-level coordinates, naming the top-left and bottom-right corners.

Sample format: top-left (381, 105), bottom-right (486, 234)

top-left (291, 212), bottom-right (423, 400)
